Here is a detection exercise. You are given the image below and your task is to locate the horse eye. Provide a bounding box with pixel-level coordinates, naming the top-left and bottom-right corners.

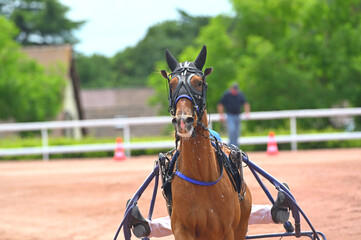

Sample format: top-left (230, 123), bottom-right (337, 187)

top-left (197, 81), bottom-right (203, 87)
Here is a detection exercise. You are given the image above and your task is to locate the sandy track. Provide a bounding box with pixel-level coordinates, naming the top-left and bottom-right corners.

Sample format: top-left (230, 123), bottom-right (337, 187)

top-left (0, 148), bottom-right (360, 240)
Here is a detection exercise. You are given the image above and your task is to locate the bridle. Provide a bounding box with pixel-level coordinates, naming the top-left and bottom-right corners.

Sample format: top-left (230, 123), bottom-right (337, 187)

top-left (161, 45), bottom-right (213, 126)
top-left (162, 61), bottom-right (208, 121)
top-left (159, 46), bottom-right (247, 200)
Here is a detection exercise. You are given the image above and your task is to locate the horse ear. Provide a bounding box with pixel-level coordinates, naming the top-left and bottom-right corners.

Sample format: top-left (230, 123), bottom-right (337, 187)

top-left (165, 49), bottom-right (179, 72)
top-left (194, 45), bottom-right (207, 71)
top-left (160, 70), bottom-right (169, 82)
top-left (204, 67), bottom-right (213, 77)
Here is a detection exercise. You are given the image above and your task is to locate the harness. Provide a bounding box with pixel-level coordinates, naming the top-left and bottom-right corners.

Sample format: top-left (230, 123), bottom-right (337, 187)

top-left (115, 146), bottom-right (327, 240)
top-left (159, 135), bottom-right (247, 216)
top-left (114, 45), bottom-right (326, 240)
top-left (160, 60), bottom-right (245, 215)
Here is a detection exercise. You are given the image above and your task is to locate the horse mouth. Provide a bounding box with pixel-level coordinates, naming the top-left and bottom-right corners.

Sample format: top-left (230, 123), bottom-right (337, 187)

top-left (172, 115), bottom-right (195, 138)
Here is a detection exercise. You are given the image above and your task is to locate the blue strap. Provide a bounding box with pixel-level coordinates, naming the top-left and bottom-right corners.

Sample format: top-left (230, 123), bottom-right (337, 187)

top-left (209, 129), bottom-right (222, 141)
top-left (174, 169), bottom-right (223, 186)
top-left (175, 94), bottom-right (192, 103)
top-left (171, 139), bottom-right (224, 186)
top-left (175, 95), bottom-right (199, 112)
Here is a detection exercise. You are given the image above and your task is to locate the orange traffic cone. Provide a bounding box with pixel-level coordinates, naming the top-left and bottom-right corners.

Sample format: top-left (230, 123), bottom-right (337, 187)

top-left (114, 137), bottom-right (126, 161)
top-left (266, 131), bottom-right (279, 155)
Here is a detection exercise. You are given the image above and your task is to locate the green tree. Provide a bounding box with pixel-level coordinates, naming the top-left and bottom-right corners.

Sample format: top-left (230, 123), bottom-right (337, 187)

top-left (230, 0), bottom-right (314, 111)
top-left (75, 53), bottom-right (116, 88)
top-left (181, 15), bottom-right (237, 113)
top-left (230, 0), bottom-right (361, 111)
top-left (0, 0), bottom-right (85, 45)
top-left (79, 10), bottom-right (210, 88)
top-left (293, 0), bottom-right (361, 108)
top-left (150, 0), bottom-right (361, 133)
top-left (0, 16), bottom-right (64, 122)
top-left (149, 14), bottom-right (250, 115)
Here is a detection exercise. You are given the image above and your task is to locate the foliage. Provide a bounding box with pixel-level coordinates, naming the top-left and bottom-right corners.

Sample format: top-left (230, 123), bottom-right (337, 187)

top-left (148, 60), bottom-right (170, 115)
top-left (75, 53), bottom-right (116, 88)
top-left (2, 0), bottom-right (357, 135)
top-left (149, 15), bottom-right (236, 114)
top-left (180, 15), bottom-right (237, 113)
top-left (76, 10), bottom-right (210, 88)
top-left (0, 16), bottom-right (64, 122)
top-left (231, 0), bottom-right (361, 111)
top-left (0, 0), bottom-right (85, 45)
top-left (149, 0), bottom-right (361, 134)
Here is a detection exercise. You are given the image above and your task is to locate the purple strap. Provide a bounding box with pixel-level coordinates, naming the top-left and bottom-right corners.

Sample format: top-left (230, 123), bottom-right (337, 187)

top-left (174, 169), bottom-right (223, 186)
top-left (175, 94), bottom-right (193, 103)
top-left (175, 95), bottom-right (199, 112)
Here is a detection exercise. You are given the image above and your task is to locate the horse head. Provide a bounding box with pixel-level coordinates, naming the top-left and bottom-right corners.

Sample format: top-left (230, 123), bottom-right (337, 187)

top-left (161, 45), bottom-right (213, 138)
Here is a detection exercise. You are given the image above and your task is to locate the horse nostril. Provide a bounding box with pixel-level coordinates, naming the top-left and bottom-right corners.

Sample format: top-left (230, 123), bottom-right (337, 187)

top-left (172, 118), bottom-right (177, 125)
top-left (185, 117), bottom-right (194, 125)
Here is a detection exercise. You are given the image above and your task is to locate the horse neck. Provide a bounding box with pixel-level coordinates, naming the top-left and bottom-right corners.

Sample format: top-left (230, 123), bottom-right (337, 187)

top-left (178, 111), bottom-right (220, 181)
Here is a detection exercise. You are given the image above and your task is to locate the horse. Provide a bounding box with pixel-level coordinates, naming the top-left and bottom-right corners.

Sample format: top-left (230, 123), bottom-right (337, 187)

top-left (160, 45), bottom-right (252, 240)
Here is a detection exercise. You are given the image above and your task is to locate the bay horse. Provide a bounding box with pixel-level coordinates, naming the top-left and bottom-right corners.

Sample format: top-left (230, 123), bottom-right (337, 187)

top-left (160, 45), bottom-right (252, 240)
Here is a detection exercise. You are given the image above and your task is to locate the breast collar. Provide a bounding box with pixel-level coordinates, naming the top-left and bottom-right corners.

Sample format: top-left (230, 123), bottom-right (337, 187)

top-left (167, 61), bottom-right (208, 120)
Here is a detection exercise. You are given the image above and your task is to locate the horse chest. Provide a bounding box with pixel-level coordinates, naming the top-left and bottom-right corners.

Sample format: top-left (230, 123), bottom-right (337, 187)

top-left (171, 205), bottom-right (239, 240)
top-left (172, 179), bottom-right (240, 230)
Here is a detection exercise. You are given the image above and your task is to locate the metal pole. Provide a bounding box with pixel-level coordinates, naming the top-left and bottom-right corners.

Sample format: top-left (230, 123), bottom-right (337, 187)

top-left (290, 116), bottom-right (297, 151)
top-left (41, 128), bottom-right (49, 161)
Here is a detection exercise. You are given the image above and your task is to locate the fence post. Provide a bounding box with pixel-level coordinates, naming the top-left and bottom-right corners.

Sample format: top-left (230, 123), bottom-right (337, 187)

top-left (290, 116), bottom-right (297, 151)
top-left (41, 128), bottom-right (49, 161)
top-left (123, 124), bottom-right (131, 157)
top-left (208, 120), bottom-right (213, 130)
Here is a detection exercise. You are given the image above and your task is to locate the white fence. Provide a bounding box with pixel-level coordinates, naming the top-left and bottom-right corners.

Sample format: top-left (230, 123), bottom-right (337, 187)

top-left (0, 108), bottom-right (360, 160)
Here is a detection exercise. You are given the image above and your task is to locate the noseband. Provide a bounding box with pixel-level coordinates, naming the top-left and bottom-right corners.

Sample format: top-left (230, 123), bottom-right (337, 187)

top-left (166, 62), bottom-right (208, 120)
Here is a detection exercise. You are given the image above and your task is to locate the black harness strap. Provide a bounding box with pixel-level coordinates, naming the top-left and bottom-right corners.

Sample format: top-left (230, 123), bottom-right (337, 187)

top-left (166, 62), bottom-right (208, 121)
top-left (159, 140), bottom-right (246, 217)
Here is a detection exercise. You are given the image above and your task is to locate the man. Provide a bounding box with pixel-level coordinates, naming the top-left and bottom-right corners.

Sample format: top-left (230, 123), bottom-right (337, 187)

top-left (127, 188), bottom-right (291, 238)
top-left (217, 83), bottom-right (250, 147)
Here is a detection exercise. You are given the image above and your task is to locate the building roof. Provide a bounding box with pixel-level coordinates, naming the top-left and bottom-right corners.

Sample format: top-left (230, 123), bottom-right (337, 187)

top-left (80, 88), bottom-right (156, 109)
top-left (22, 44), bottom-right (72, 74)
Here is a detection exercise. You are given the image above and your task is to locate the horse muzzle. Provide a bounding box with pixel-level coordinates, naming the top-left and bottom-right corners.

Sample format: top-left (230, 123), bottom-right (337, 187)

top-left (172, 115), bottom-right (195, 138)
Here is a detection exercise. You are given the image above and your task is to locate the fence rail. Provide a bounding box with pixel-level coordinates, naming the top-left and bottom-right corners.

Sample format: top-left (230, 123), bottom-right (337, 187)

top-left (0, 108), bottom-right (360, 160)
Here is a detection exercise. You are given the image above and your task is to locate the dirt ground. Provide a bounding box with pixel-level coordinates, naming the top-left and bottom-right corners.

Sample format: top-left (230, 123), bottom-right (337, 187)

top-left (0, 148), bottom-right (360, 240)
